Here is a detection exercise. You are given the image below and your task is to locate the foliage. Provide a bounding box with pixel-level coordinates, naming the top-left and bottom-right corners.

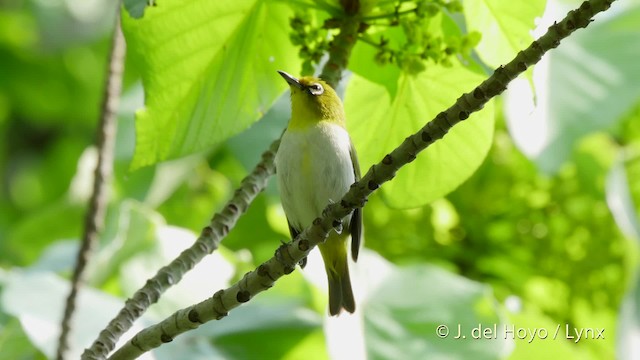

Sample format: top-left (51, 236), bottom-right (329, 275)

top-left (506, 3), bottom-right (640, 173)
top-left (122, 0), bottom-right (302, 169)
top-left (1, 0), bottom-right (639, 359)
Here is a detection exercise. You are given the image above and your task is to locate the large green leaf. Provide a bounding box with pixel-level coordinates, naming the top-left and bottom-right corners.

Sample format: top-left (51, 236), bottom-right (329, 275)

top-left (122, 0), bottom-right (300, 169)
top-left (345, 67), bottom-right (494, 209)
top-left (464, 0), bottom-right (546, 68)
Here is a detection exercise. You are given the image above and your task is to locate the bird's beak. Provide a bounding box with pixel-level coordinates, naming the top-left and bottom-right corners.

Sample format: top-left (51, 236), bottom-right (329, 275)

top-left (277, 70), bottom-right (303, 89)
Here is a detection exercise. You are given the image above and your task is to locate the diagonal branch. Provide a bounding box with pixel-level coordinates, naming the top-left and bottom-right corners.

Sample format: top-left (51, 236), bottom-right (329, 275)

top-left (57, 10), bottom-right (126, 360)
top-left (81, 15), bottom-right (360, 360)
top-left (105, 0), bottom-right (616, 359)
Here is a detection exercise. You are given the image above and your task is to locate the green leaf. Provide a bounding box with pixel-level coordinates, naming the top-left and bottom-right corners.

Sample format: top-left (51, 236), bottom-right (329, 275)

top-left (122, 0), bottom-right (301, 169)
top-left (363, 264), bottom-right (506, 360)
top-left (345, 67), bottom-right (494, 208)
top-left (281, 0), bottom-right (342, 15)
top-left (464, 0), bottom-right (546, 68)
top-left (226, 93), bottom-right (290, 171)
top-left (216, 327), bottom-right (326, 360)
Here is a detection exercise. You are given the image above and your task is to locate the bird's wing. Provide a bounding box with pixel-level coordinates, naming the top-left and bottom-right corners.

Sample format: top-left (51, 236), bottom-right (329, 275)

top-left (349, 140), bottom-right (362, 262)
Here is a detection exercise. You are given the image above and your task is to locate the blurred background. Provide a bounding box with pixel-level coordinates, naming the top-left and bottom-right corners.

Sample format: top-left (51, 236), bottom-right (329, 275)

top-left (1, 0), bottom-right (639, 359)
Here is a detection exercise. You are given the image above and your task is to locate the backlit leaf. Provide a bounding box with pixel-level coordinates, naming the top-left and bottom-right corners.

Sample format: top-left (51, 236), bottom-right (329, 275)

top-left (345, 65), bottom-right (494, 208)
top-left (122, 0), bottom-right (300, 169)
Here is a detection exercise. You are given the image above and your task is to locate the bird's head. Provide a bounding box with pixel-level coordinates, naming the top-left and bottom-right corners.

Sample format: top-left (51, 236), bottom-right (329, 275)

top-left (278, 70), bottom-right (346, 130)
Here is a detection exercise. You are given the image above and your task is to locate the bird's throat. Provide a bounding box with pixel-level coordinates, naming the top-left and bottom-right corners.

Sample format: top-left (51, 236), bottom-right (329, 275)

top-left (288, 94), bottom-right (345, 131)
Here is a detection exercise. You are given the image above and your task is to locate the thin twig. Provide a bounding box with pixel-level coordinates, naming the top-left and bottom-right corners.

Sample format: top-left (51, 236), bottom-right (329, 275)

top-left (57, 11), bottom-right (126, 360)
top-left (105, 0), bottom-right (616, 359)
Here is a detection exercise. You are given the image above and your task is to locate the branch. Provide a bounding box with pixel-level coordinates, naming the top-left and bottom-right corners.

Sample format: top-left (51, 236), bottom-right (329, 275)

top-left (81, 14), bottom-right (361, 360)
top-left (105, 0), bottom-right (616, 359)
top-left (57, 11), bottom-right (126, 360)
top-left (319, 21), bottom-right (359, 86)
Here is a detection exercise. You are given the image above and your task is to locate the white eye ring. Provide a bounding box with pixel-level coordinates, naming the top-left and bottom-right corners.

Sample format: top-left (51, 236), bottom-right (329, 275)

top-left (308, 83), bottom-right (324, 95)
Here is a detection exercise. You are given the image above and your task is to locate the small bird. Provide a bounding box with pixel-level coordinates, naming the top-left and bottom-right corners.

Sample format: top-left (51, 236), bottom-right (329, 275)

top-left (275, 70), bottom-right (362, 316)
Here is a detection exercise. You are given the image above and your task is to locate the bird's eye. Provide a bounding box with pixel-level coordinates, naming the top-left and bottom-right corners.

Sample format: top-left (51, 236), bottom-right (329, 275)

top-left (308, 83), bottom-right (324, 96)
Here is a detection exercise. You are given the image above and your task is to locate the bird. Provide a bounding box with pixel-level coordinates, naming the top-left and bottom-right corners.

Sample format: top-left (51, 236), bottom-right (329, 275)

top-left (275, 70), bottom-right (362, 316)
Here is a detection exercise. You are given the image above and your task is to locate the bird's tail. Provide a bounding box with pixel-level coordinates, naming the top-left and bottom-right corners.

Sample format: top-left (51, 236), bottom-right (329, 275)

top-left (327, 262), bottom-right (355, 315)
top-left (320, 242), bottom-right (355, 316)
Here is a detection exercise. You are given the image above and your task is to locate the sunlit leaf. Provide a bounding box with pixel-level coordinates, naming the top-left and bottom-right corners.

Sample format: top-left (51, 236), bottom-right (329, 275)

top-left (122, 0), bottom-right (300, 169)
top-left (464, 0), bottom-right (545, 68)
top-left (345, 66), bottom-right (494, 208)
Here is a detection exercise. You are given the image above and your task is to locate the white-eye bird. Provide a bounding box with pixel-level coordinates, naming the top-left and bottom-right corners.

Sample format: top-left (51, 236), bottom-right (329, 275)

top-left (275, 70), bottom-right (362, 316)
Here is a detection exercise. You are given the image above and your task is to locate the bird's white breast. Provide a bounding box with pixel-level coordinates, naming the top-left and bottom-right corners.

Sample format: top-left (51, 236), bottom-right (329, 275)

top-left (275, 122), bottom-right (355, 231)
